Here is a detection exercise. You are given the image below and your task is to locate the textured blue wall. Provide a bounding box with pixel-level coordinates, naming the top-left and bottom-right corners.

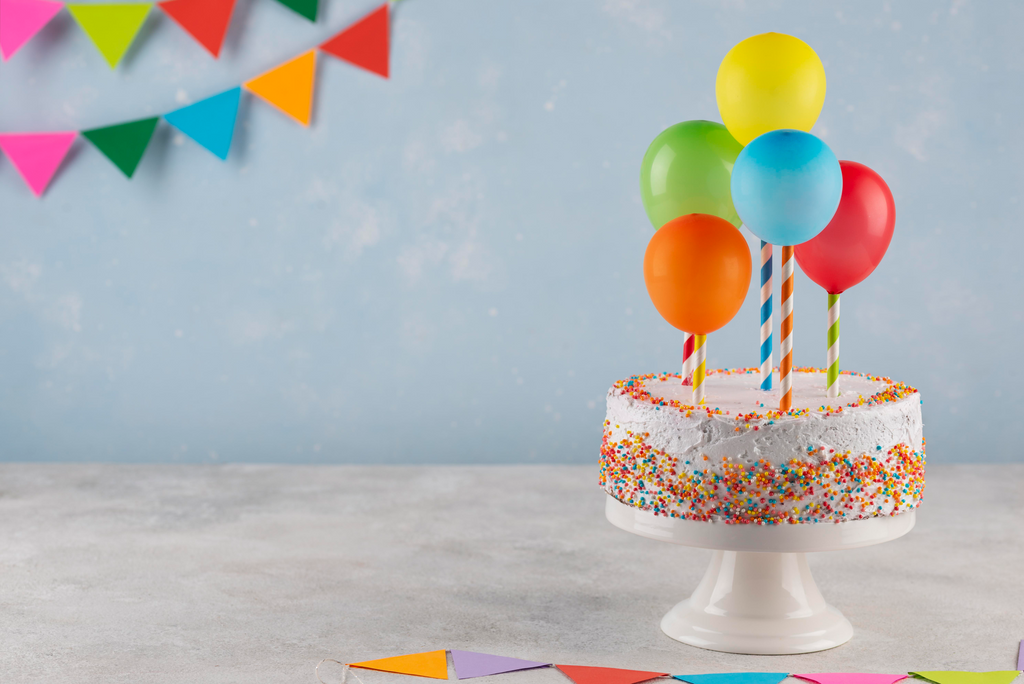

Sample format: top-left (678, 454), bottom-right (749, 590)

top-left (0, 1), bottom-right (1020, 463)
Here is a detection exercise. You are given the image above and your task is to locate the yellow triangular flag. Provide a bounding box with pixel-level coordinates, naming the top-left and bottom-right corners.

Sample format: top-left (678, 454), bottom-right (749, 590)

top-left (243, 49), bottom-right (316, 126)
top-left (911, 673), bottom-right (1021, 684)
top-left (67, 3), bottom-right (152, 68)
top-left (350, 650), bottom-right (449, 680)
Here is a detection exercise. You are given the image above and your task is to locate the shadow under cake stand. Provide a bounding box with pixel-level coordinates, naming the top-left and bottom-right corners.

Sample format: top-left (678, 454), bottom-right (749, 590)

top-left (606, 495), bottom-right (915, 655)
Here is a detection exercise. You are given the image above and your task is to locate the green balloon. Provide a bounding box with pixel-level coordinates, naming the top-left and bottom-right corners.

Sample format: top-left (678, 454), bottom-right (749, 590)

top-left (639, 120), bottom-right (744, 229)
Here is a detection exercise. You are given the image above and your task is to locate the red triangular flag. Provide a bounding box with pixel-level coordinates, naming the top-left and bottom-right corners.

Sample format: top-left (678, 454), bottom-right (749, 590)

top-left (319, 3), bottom-right (388, 78)
top-left (557, 665), bottom-right (669, 684)
top-left (157, 0), bottom-right (236, 58)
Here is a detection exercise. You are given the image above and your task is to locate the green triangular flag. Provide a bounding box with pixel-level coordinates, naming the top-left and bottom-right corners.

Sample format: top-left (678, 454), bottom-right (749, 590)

top-left (272, 0), bottom-right (316, 21)
top-left (911, 673), bottom-right (1021, 684)
top-left (82, 117), bottom-right (159, 178)
top-left (67, 3), bottom-right (152, 68)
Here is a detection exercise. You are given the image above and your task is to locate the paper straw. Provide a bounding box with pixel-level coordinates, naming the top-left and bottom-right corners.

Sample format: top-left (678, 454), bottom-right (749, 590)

top-left (692, 334), bottom-right (706, 405)
top-left (760, 240), bottom-right (773, 390)
top-left (681, 332), bottom-right (694, 386)
top-left (780, 246), bottom-right (794, 412)
top-left (826, 293), bottom-right (840, 398)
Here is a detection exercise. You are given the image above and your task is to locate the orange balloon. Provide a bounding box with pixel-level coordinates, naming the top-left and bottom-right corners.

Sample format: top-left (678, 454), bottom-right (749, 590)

top-left (643, 213), bottom-right (752, 334)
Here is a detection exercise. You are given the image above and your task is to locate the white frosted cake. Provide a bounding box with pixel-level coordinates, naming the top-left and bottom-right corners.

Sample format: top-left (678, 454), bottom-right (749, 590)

top-left (600, 368), bottom-right (924, 524)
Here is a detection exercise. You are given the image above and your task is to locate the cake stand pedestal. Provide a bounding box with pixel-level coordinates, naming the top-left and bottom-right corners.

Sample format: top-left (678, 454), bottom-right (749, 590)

top-left (605, 495), bottom-right (915, 655)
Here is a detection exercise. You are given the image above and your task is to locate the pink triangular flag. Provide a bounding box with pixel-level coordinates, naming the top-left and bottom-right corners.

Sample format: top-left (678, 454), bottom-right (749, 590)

top-left (0, 0), bottom-right (64, 60)
top-left (0, 132), bottom-right (76, 196)
top-left (796, 676), bottom-right (908, 684)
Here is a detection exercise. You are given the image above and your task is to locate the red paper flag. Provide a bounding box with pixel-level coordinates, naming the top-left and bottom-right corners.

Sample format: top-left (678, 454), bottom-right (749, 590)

top-left (319, 3), bottom-right (388, 78)
top-left (557, 665), bottom-right (668, 684)
top-left (157, 0), bottom-right (236, 58)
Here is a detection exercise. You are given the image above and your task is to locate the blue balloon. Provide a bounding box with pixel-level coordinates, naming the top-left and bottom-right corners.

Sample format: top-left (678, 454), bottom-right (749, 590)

top-left (730, 130), bottom-right (843, 246)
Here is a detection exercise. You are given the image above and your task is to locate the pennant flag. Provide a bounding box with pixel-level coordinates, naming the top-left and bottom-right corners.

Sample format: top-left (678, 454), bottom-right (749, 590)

top-left (0, 132), bottom-right (76, 196)
top-left (675, 675), bottom-right (790, 684)
top-left (910, 674), bottom-right (1021, 684)
top-left (272, 0), bottom-right (316, 21)
top-left (350, 651), bottom-right (448, 680)
top-left (156, 0), bottom-right (235, 58)
top-left (164, 87), bottom-right (240, 160)
top-left (0, 0), bottom-right (64, 61)
top-left (82, 117), bottom-right (159, 178)
top-left (319, 3), bottom-right (389, 79)
top-left (244, 49), bottom-right (316, 126)
top-left (796, 676), bottom-right (908, 684)
top-left (451, 651), bottom-right (549, 679)
top-left (67, 3), bottom-right (151, 68)
top-left (1019, 640), bottom-right (1023, 671)
top-left (558, 665), bottom-right (669, 684)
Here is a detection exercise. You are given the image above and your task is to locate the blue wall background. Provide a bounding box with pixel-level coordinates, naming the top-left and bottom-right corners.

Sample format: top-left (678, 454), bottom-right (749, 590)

top-left (0, 0), bottom-right (1020, 463)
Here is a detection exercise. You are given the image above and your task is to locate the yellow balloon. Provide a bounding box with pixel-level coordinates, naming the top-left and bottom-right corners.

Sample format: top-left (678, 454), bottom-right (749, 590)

top-left (715, 33), bottom-right (826, 145)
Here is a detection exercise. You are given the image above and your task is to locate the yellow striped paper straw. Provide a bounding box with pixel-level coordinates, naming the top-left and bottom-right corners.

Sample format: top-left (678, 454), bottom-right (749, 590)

top-left (692, 334), bottom-right (706, 405)
top-left (780, 246), bottom-right (795, 412)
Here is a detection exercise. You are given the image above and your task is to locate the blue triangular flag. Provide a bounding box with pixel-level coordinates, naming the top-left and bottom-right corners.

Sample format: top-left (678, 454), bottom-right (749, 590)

top-left (675, 675), bottom-right (790, 684)
top-left (163, 87), bottom-right (241, 160)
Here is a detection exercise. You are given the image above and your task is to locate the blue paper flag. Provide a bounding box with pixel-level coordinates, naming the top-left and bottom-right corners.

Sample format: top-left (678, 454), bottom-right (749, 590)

top-left (163, 87), bottom-right (241, 160)
top-left (675, 675), bottom-right (790, 684)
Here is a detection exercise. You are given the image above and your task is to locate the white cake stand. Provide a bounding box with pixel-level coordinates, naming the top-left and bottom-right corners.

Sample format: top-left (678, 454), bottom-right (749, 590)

top-left (605, 495), bottom-right (915, 655)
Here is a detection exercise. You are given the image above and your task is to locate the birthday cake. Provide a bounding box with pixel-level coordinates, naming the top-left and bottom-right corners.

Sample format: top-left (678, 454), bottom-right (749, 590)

top-left (599, 368), bottom-right (925, 524)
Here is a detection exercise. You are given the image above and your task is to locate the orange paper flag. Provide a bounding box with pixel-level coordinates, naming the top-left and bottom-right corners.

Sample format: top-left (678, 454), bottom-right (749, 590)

top-left (557, 665), bottom-right (669, 684)
top-left (350, 650), bottom-right (449, 680)
top-left (244, 49), bottom-right (316, 126)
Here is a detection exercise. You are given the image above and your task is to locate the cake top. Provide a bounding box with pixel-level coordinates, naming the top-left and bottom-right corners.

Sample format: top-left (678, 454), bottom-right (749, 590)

top-left (612, 367), bottom-right (918, 422)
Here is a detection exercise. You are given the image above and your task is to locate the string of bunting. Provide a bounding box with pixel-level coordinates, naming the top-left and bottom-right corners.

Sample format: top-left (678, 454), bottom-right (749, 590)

top-left (313, 647), bottom-right (1024, 684)
top-left (314, 647), bottom-right (1024, 684)
top-left (0, 2), bottom-right (390, 197)
top-left (1, 0), bottom-right (327, 64)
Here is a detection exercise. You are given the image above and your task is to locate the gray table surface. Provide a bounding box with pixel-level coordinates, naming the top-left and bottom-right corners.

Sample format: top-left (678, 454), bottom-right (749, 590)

top-left (1, 464), bottom-right (1022, 683)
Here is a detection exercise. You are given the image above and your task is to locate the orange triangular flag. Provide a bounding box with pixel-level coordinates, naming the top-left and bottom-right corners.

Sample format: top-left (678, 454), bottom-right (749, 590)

top-left (350, 651), bottom-right (449, 680)
top-left (557, 665), bottom-right (669, 684)
top-left (319, 3), bottom-right (388, 78)
top-left (243, 49), bottom-right (316, 126)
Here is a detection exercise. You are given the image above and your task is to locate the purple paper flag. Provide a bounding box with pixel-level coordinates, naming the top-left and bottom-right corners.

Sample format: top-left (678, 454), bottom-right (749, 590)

top-left (1018, 640), bottom-right (1023, 670)
top-left (450, 650), bottom-right (550, 680)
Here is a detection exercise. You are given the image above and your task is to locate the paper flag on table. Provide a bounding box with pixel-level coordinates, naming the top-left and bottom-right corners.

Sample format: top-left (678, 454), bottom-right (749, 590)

top-left (0, 0), bottom-right (64, 61)
top-left (910, 673), bottom-right (1021, 684)
top-left (0, 132), bottom-right (76, 196)
top-left (451, 651), bottom-right (549, 679)
top-left (163, 87), bottom-right (240, 160)
top-left (675, 675), bottom-right (790, 684)
top-left (244, 49), bottom-right (316, 126)
top-left (272, 0), bottom-right (316, 21)
top-left (558, 665), bottom-right (669, 684)
top-left (319, 3), bottom-right (389, 78)
top-left (796, 675), bottom-right (908, 684)
top-left (350, 650), bottom-right (448, 680)
top-left (82, 117), bottom-right (159, 178)
top-left (67, 3), bottom-right (152, 68)
top-left (157, 0), bottom-right (235, 58)
top-left (1018, 641), bottom-right (1023, 671)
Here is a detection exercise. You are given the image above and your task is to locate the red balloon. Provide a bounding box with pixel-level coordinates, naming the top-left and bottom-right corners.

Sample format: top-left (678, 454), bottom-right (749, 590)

top-left (794, 161), bottom-right (895, 294)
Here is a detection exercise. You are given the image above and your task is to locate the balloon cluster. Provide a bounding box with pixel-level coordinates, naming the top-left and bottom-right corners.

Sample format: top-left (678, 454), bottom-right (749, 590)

top-left (639, 32), bottom-right (896, 340)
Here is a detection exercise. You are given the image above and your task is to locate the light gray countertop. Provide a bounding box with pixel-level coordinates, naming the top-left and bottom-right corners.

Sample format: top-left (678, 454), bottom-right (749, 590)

top-left (1, 464), bottom-right (1022, 683)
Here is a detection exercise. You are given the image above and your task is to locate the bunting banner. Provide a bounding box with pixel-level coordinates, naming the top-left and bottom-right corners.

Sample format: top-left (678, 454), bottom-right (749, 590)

top-left (0, 0), bottom-right (330, 63)
top-left (319, 2), bottom-right (389, 78)
top-left (164, 87), bottom-right (241, 160)
top-left (157, 0), bottom-right (236, 58)
top-left (67, 3), bottom-right (153, 68)
top-left (0, 132), bottom-right (76, 196)
top-left (243, 49), bottom-right (317, 126)
top-left (0, 0), bottom-right (64, 60)
top-left (81, 117), bottom-right (159, 178)
top-left (0, 3), bottom-right (391, 196)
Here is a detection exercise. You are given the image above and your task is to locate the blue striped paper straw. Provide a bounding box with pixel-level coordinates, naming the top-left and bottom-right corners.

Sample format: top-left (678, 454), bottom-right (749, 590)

top-left (760, 240), bottom-right (773, 390)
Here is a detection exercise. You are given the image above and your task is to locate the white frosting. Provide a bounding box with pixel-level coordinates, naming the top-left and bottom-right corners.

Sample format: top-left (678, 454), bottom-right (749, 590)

top-left (600, 369), bottom-right (925, 523)
top-left (605, 371), bottom-right (923, 468)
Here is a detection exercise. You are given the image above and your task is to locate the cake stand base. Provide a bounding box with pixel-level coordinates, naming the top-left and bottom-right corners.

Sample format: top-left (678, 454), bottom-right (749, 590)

top-left (605, 495), bottom-right (916, 655)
